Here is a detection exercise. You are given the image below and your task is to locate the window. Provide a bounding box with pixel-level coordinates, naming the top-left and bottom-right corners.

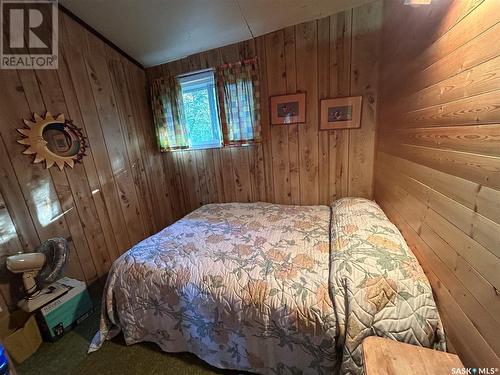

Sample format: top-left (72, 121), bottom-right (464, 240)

top-left (178, 70), bottom-right (222, 150)
top-left (150, 59), bottom-right (261, 152)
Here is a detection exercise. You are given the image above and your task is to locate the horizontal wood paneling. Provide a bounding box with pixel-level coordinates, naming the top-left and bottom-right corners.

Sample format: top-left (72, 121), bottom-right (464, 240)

top-left (0, 10), bottom-right (179, 310)
top-left (375, 0), bottom-right (500, 367)
top-left (146, 1), bottom-right (382, 209)
top-left (380, 124), bottom-right (500, 157)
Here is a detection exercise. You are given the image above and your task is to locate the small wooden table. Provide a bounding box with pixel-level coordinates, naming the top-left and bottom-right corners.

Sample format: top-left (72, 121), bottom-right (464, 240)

top-left (362, 336), bottom-right (463, 375)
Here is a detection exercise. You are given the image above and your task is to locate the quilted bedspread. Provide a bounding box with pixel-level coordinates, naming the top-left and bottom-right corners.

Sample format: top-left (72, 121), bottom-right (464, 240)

top-left (329, 198), bottom-right (446, 374)
top-left (89, 199), bottom-right (445, 375)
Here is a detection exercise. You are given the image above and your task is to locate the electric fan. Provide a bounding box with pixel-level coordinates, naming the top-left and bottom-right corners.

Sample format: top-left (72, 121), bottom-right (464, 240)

top-left (6, 238), bottom-right (70, 312)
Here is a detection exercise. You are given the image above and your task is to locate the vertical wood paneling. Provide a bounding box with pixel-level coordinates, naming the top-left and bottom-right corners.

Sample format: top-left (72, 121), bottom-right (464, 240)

top-left (1, 2), bottom-right (381, 310)
top-left (266, 30), bottom-right (290, 204)
top-left (84, 31), bottom-right (146, 247)
top-left (61, 15), bottom-right (131, 255)
top-left (35, 66), bottom-right (108, 281)
top-left (2, 67), bottom-right (86, 284)
top-left (317, 17), bottom-right (331, 205)
top-left (147, 2), bottom-right (381, 210)
top-left (375, 0), bottom-right (500, 367)
top-left (348, 1), bottom-right (381, 198)
top-left (107, 54), bottom-right (157, 235)
top-left (283, 26), bottom-right (300, 204)
top-left (255, 36), bottom-right (275, 202)
top-left (231, 147), bottom-right (253, 202)
top-left (57, 29), bottom-right (120, 264)
top-left (296, 21), bottom-right (320, 205)
top-left (330, 10), bottom-right (352, 200)
top-left (0, 10), bottom-right (180, 308)
top-left (0, 190), bottom-right (24, 309)
top-left (0, 136), bottom-right (39, 252)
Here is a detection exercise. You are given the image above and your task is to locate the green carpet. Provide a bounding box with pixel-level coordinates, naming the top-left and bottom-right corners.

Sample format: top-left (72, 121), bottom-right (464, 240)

top-left (17, 284), bottom-right (240, 375)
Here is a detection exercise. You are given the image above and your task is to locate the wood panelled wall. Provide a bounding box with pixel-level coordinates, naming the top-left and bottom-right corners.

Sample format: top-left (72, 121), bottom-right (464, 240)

top-left (374, 0), bottom-right (500, 367)
top-left (0, 10), bottom-right (174, 310)
top-left (146, 1), bottom-right (382, 211)
top-left (0, 2), bottom-right (382, 312)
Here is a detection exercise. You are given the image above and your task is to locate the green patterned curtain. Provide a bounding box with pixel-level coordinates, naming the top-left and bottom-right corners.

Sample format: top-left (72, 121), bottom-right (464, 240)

top-left (150, 76), bottom-right (189, 151)
top-left (216, 59), bottom-right (261, 146)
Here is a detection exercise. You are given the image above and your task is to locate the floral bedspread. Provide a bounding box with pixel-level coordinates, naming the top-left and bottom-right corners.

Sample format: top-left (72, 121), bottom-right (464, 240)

top-left (329, 198), bottom-right (446, 374)
top-left (90, 199), bottom-right (445, 375)
top-left (90, 202), bottom-right (338, 374)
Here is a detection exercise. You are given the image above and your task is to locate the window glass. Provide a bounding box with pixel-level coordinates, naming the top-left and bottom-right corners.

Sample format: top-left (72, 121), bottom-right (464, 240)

top-left (179, 70), bottom-right (222, 149)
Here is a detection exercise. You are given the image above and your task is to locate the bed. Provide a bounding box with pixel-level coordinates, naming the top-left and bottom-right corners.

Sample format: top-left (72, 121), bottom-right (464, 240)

top-left (89, 198), bottom-right (445, 374)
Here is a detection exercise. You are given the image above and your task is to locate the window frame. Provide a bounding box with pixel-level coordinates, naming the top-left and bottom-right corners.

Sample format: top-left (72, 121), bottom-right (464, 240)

top-left (178, 69), bottom-right (223, 151)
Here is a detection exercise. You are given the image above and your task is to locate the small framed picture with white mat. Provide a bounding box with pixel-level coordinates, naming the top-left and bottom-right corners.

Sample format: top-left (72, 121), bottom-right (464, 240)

top-left (270, 93), bottom-right (306, 125)
top-left (320, 96), bottom-right (362, 130)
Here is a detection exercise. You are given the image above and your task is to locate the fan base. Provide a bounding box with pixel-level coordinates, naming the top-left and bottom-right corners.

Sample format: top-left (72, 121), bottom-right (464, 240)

top-left (18, 282), bottom-right (70, 312)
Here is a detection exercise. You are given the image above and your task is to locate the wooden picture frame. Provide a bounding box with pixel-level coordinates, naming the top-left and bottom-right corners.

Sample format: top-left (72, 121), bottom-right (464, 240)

top-left (270, 93), bottom-right (306, 125)
top-left (320, 96), bottom-right (362, 130)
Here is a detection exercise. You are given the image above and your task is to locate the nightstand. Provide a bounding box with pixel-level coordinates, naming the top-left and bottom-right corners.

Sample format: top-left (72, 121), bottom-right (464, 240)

top-left (362, 336), bottom-right (463, 375)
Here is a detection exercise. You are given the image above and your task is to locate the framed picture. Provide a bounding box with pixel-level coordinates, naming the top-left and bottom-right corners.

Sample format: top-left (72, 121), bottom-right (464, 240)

top-left (320, 96), bottom-right (362, 130)
top-left (270, 93), bottom-right (306, 125)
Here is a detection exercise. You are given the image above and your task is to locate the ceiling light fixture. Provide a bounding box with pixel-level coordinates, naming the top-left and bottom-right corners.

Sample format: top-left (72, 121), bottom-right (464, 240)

top-left (404, 0), bottom-right (432, 6)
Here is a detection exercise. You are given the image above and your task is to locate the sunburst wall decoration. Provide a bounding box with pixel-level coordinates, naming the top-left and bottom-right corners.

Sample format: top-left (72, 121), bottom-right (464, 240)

top-left (17, 112), bottom-right (87, 170)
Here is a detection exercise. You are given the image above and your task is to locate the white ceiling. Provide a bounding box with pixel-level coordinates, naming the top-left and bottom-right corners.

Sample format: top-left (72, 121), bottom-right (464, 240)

top-left (60, 0), bottom-right (374, 67)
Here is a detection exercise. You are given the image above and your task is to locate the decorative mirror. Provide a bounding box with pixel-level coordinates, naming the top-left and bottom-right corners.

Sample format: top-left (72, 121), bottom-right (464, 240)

top-left (17, 112), bottom-right (87, 170)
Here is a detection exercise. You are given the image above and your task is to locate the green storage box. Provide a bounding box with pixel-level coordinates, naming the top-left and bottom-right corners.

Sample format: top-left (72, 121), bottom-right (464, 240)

top-left (35, 277), bottom-right (93, 341)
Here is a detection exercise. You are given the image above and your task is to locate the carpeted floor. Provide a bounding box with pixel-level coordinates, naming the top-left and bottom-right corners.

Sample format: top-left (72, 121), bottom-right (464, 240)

top-left (17, 284), bottom-right (240, 375)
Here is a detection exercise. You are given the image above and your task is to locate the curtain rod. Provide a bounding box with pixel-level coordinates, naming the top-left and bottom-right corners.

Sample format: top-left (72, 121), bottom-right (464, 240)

top-left (177, 57), bottom-right (258, 76)
top-left (176, 67), bottom-right (214, 79)
top-left (219, 57), bottom-right (258, 69)
top-left (155, 56), bottom-right (258, 82)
